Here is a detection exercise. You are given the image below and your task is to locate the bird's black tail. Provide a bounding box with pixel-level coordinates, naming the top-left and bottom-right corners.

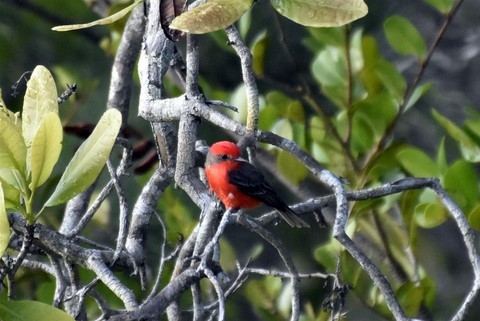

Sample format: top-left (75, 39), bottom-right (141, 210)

top-left (278, 207), bottom-right (310, 228)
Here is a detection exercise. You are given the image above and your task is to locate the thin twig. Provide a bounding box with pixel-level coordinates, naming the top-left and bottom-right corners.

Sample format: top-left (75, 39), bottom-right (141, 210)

top-left (245, 267), bottom-right (332, 280)
top-left (199, 209), bottom-right (232, 265)
top-left (202, 267), bottom-right (226, 321)
top-left (225, 25), bottom-right (259, 133)
top-left (144, 210), bottom-right (168, 302)
top-left (5, 223), bottom-right (35, 298)
top-left (107, 160), bottom-right (129, 263)
top-left (239, 217), bottom-right (301, 321)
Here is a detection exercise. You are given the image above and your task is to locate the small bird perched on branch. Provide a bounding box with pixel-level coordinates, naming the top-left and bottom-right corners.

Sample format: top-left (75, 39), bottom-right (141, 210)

top-left (204, 141), bottom-right (310, 228)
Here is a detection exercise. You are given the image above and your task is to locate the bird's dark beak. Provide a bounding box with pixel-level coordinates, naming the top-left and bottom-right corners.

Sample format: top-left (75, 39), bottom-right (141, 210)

top-left (236, 156), bottom-right (250, 163)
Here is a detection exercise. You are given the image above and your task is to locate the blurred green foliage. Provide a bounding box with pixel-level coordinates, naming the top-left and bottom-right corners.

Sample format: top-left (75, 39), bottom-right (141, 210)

top-left (1, 0), bottom-right (480, 320)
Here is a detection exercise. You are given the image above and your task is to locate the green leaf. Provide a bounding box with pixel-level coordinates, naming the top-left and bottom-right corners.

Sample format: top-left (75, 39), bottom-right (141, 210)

top-left (244, 276), bottom-right (282, 310)
top-left (286, 100), bottom-right (305, 123)
top-left (0, 88), bottom-right (5, 109)
top-left (306, 27), bottom-right (345, 49)
top-left (271, 118), bottom-right (293, 141)
top-left (463, 111), bottom-right (480, 146)
top-left (365, 143), bottom-right (404, 181)
top-left (0, 177), bottom-right (21, 210)
top-left (396, 147), bottom-right (439, 177)
top-left (433, 109), bottom-right (480, 162)
top-left (360, 35), bottom-right (407, 103)
top-left (292, 122), bottom-right (306, 149)
top-left (277, 281), bottom-right (292, 318)
top-left (0, 300), bottom-right (75, 321)
top-left (276, 150), bottom-right (308, 185)
top-left (405, 83), bottom-right (432, 111)
top-left (423, 0), bottom-right (454, 14)
top-left (468, 204), bottom-right (480, 230)
top-left (45, 109), bottom-right (122, 207)
top-left (384, 16), bottom-right (427, 59)
top-left (312, 46), bottom-right (346, 87)
top-left (396, 282), bottom-right (425, 317)
top-left (436, 138), bottom-right (448, 174)
top-left (251, 31), bottom-right (268, 77)
top-left (22, 66), bottom-right (59, 176)
top-left (0, 182), bottom-right (11, 258)
top-left (414, 202), bottom-right (447, 228)
top-left (353, 93), bottom-right (398, 136)
top-left (375, 60), bottom-right (407, 103)
top-left (350, 112), bottom-right (375, 154)
top-left (259, 105), bottom-right (279, 131)
top-left (238, 9), bottom-right (252, 39)
top-left (264, 91), bottom-right (290, 114)
top-left (0, 90), bottom-right (20, 126)
top-left (309, 116), bottom-right (326, 143)
top-left (0, 169), bottom-right (27, 195)
top-left (400, 189), bottom-right (421, 242)
top-left (271, 0), bottom-right (368, 27)
top-left (228, 84), bottom-right (248, 123)
top-left (29, 113), bottom-right (63, 192)
top-left (52, 0), bottom-right (143, 31)
top-left (444, 160), bottom-right (478, 212)
top-left (310, 142), bottom-right (329, 163)
top-left (311, 46), bottom-right (348, 108)
top-left (0, 119), bottom-right (27, 172)
top-left (313, 239), bottom-right (342, 272)
top-left (340, 249), bottom-right (363, 287)
top-left (349, 28), bottom-right (365, 74)
top-left (261, 92), bottom-right (304, 131)
top-left (170, 0), bottom-right (254, 34)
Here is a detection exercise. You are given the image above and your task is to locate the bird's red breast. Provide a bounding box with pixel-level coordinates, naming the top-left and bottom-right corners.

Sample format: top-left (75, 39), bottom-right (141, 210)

top-left (205, 161), bottom-right (261, 209)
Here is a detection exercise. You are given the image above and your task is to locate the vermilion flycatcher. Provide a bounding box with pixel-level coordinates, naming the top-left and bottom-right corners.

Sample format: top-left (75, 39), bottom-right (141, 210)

top-left (205, 141), bottom-right (309, 228)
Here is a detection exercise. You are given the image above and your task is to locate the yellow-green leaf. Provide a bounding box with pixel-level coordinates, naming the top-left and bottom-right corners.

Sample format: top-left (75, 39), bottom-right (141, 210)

top-left (414, 202), bottom-right (447, 229)
top-left (45, 109), bottom-right (122, 207)
top-left (0, 119), bottom-right (27, 172)
top-left (396, 282), bottom-right (425, 316)
top-left (0, 182), bottom-right (11, 258)
top-left (0, 89), bottom-right (20, 127)
top-left (52, 0), bottom-right (143, 31)
top-left (384, 16), bottom-right (427, 59)
top-left (29, 112), bottom-right (63, 192)
top-left (314, 239), bottom-right (342, 271)
top-left (444, 160), bottom-right (478, 212)
top-left (396, 147), bottom-right (439, 177)
top-left (276, 150), bottom-right (308, 185)
top-left (0, 88), bottom-right (5, 109)
top-left (0, 177), bottom-right (21, 210)
top-left (0, 300), bottom-right (75, 321)
top-left (468, 204), bottom-right (480, 230)
top-left (433, 109), bottom-right (480, 162)
top-left (22, 66), bottom-right (59, 154)
top-left (0, 169), bottom-right (27, 195)
top-left (271, 0), bottom-right (368, 27)
top-left (271, 118), bottom-right (293, 141)
top-left (170, 0), bottom-right (254, 34)
top-left (251, 31), bottom-right (268, 77)
top-left (423, 0), bottom-right (454, 14)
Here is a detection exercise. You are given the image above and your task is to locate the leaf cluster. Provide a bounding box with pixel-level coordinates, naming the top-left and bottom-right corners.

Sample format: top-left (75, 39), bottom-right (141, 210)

top-left (0, 66), bottom-right (122, 318)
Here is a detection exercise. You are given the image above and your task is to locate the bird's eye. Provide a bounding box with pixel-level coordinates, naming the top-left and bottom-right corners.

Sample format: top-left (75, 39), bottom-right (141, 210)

top-left (220, 154), bottom-right (229, 160)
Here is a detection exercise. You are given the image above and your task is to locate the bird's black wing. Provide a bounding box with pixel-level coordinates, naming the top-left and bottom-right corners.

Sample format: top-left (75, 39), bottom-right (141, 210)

top-left (228, 161), bottom-right (289, 211)
top-left (228, 161), bottom-right (310, 228)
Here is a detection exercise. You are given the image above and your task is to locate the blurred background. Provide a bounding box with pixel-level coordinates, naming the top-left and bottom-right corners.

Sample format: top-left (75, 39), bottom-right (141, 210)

top-left (1, 0), bottom-right (480, 320)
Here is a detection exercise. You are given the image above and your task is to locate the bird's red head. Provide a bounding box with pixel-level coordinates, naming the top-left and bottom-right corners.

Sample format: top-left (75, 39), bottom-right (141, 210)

top-left (209, 141), bottom-right (241, 158)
